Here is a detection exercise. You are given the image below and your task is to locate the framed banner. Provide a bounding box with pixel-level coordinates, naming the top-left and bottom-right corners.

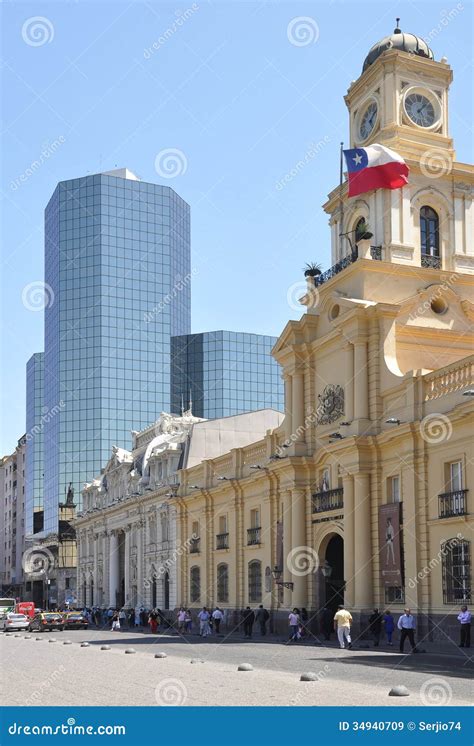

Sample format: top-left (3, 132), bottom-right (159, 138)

top-left (378, 503), bottom-right (402, 587)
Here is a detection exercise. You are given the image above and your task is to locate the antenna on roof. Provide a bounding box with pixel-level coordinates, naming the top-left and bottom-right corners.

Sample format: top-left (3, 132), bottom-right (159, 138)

top-left (188, 389), bottom-right (193, 415)
top-left (394, 17), bottom-right (401, 32)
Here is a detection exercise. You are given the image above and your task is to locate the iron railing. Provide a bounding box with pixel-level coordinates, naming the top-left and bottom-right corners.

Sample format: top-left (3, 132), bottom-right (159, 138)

top-left (189, 537), bottom-right (201, 554)
top-left (247, 527), bottom-right (262, 545)
top-left (421, 254), bottom-right (441, 269)
top-left (216, 532), bottom-right (229, 550)
top-left (315, 245), bottom-right (382, 287)
top-left (312, 487), bottom-right (344, 513)
top-left (438, 489), bottom-right (468, 518)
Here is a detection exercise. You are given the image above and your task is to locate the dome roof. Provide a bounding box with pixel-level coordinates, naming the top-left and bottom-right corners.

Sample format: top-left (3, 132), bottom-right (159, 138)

top-left (363, 20), bottom-right (434, 72)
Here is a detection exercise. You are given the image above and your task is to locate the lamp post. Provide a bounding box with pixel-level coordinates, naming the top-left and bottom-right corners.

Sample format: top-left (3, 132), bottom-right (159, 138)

top-left (271, 566), bottom-right (294, 591)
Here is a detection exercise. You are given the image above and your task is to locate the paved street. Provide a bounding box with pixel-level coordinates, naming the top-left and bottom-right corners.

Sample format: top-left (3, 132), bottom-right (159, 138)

top-left (1, 628), bottom-right (472, 707)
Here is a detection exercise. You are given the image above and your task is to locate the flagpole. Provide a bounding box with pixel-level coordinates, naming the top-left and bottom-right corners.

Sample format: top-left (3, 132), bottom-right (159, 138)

top-left (339, 142), bottom-right (344, 258)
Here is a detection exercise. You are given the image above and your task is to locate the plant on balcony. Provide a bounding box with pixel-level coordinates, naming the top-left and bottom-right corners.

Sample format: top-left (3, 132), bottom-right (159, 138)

top-left (303, 262), bottom-right (322, 278)
top-left (355, 221), bottom-right (373, 241)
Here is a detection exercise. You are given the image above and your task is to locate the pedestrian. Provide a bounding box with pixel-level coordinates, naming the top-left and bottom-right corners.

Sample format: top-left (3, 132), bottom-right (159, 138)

top-left (198, 607), bottom-right (211, 637)
top-left (321, 606), bottom-right (333, 641)
top-left (288, 608), bottom-right (301, 642)
top-left (148, 610), bottom-right (158, 634)
top-left (383, 609), bottom-right (395, 645)
top-left (255, 604), bottom-right (270, 636)
top-left (140, 607), bottom-right (147, 627)
top-left (368, 608), bottom-right (383, 647)
top-left (111, 610), bottom-right (120, 631)
top-left (457, 605), bottom-right (471, 648)
top-left (397, 608), bottom-right (417, 653)
top-left (243, 607), bottom-right (255, 638)
top-left (212, 607), bottom-right (224, 634)
top-left (185, 608), bottom-right (193, 633)
top-left (177, 607), bottom-right (186, 634)
top-left (134, 608), bottom-right (141, 628)
top-left (118, 607), bottom-right (126, 628)
top-left (334, 604), bottom-right (353, 650)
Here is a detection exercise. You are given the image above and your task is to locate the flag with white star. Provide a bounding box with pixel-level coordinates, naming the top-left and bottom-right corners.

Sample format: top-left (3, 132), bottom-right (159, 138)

top-left (343, 144), bottom-right (409, 197)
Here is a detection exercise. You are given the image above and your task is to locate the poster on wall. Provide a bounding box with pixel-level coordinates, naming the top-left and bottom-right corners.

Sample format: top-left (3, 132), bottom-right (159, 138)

top-left (378, 503), bottom-right (402, 587)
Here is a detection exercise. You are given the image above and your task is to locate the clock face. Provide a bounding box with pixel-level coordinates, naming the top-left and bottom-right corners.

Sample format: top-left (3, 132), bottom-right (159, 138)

top-left (359, 101), bottom-right (378, 140)
top-left (404, 92), bottom-right (436, 127)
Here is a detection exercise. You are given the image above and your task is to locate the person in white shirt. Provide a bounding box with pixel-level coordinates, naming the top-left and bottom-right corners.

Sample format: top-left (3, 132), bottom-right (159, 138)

top-left (397, 608), bottom-right (416, 653)
top-left (288, 608), bottom-right (300, 642)
top-left (457, 606), bottom-right (471, 648)
top-left (198, 607), bottom-right (210, 637)
top-left (212, 607), bottom-right (224, 634)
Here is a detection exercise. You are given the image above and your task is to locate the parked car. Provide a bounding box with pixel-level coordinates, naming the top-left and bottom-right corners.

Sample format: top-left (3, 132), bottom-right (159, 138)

top-left (29, 612), bottom-right (65, 632)
top-left (62, 612), bottom-right (88, 630)
top-left (2, 613), bottom-right (30, 632)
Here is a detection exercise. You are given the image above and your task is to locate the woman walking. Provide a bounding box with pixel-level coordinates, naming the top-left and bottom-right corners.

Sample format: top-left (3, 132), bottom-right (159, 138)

top-left (383, 609), bottom-right (395, 646)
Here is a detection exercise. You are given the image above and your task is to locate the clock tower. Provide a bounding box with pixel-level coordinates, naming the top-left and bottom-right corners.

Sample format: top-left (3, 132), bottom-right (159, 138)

top-left (324, 21), bottom-right (473, 274)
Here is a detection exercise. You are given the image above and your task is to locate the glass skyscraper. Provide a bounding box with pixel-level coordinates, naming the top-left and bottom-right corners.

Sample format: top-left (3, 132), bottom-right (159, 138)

top-left (25, 352), bottom-right (44, 535)
top-left (42, 169), bottom-right (190, 534)
top-left (171, 331), bottom-right (284, 419)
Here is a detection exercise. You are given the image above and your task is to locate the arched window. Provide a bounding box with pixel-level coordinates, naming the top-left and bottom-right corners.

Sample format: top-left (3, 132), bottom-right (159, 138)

top-left (442, 538), bottom-right (471, 604)
top-left (190, 566), bottom-right (201, 603)
top-left (354, 216), bottom-right (367, 241)
top-left (217, 563), bottom-right (229, 602)
top-left (248, 560), bottom-right (262, 603)
top-left (420, 206), bottom-right (439, 257)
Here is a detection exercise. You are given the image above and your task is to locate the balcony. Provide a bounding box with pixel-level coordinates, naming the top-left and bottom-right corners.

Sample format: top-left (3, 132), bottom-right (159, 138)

top-left (314, 245), bottom-right (382, 288)
top-left (216, 532), bottom-right (229, 550)
top-left (421, 254), bottom-right (441, 269)
top-left (438, 490), bottom-right (468, 518)
top-left (312, 487), bottom-right (344, 513)
top-left (247, 527), bottom-right (261, 545)
top-left (189, 537), bottom-right (201, 554)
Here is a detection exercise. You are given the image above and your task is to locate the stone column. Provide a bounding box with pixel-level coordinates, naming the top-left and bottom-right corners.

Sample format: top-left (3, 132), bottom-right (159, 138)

top-left (354, 473), bottom-right (373, 609)
top-left (353, 340), bottom-right (369, 421)
top-left (92, 534), bottom-right (99, 606)
top-left (136, 519), bottom-right (143, 607)
top-left (282, 490), bottom-right (292, 608)
top-left (283, 374), bottom-right (293, 443)
top-left (124, 526), bottom-right (131, 607)
top-left (292, 372), bottom-right (305, 442)
top-left (344, 342), bottom-right (354, 422)
top-left (290, 489), bottom-right (307, 608)
top-left (342, 474), bottom-right (355, 607)
top-left (109, 531), bottom-right (119, 607)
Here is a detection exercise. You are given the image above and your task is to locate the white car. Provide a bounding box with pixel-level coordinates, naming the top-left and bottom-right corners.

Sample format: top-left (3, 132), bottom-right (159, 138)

top-left (2, 613), bottom-right (30, 631)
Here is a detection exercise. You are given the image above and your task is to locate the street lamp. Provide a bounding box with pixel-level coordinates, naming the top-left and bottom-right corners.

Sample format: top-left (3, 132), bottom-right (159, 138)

top-left (271, 566), bottom-right (294, 591)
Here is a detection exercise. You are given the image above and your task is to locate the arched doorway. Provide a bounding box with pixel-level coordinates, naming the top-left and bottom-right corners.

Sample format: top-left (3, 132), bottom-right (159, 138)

top-left (323, 534), bottom-right (344, 612)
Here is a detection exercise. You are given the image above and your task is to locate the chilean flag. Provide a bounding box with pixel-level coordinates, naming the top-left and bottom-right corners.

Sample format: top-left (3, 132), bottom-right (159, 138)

top-left (343, 144), bottom-right (409, 197)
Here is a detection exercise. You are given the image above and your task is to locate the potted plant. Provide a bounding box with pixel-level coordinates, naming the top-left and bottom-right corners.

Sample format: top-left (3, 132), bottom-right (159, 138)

top-left (303, 262), bottom-right (322, 278)
top-left (355, 221), bottom-right (373, 241)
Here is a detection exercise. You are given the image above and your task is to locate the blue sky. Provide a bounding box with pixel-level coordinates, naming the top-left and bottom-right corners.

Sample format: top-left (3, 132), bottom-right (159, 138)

top-left (1, 0), bottom-right (473, 453)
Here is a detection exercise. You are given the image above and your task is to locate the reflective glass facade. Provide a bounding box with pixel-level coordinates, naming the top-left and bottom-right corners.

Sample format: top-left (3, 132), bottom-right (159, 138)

top-left (25, 353), bottom-right (44, 535)
top-left (171, 331), bottom-right (283, 419)
top-left (43, 173), bottom-right (190, 534)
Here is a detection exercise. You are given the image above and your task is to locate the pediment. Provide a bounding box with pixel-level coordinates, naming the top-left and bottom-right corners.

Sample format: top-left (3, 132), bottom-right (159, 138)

top-left (396, 283), bottom-right (472, 332)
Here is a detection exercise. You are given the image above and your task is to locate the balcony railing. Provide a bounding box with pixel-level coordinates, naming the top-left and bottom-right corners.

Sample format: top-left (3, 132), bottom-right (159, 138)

top-left (312, 487), bottom-right (344, 513)
top-left (438, 490), bottom-right (468, 518)
top-left (189, 537), bottom-right (201, 554)
top-left (247, 527), bottom-right (261, 545)
top-left (421, 254), bottom-right (441, 269)
top-left (314, 245), bottom-right (382, 287)
top-left (216, 532), bottom-right (229, 550)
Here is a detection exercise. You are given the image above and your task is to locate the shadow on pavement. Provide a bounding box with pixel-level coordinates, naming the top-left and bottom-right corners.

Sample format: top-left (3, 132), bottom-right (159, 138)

top-left (307, 652), bottom-right (474, 679)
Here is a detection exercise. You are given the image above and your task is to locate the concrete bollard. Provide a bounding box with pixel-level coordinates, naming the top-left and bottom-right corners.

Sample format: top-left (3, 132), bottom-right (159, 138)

top-left (154, 652), bottom-right (167, 658)
top-left (63, 640), bottom-right (73, 645)
top-left (389, 685), bottom-right (410, 697)
top-left (125, 648), bottom-right (136, 654)
top-left (48, 639), bottom-right (57, 643)
top-left (81, 642), bottom-right (90, 647)
top-left (237, 663), bottom-right (254, 671)
top-left (101, 645), bottom-right (111, 650)
top-left (300, 672), bottom-right (318, 681)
